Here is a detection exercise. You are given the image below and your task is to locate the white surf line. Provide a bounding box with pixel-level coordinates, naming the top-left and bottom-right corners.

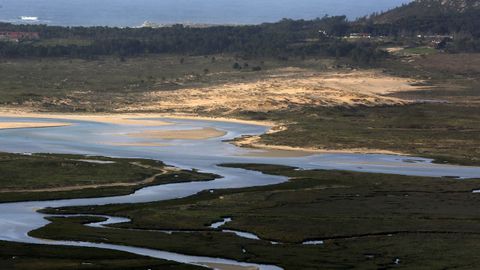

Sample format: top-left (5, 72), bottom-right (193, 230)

top-left (38, 214), bottom-right (283, 270)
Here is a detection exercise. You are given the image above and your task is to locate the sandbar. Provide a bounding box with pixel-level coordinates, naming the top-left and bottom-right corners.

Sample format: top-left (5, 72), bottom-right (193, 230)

top-left (0, 110), bottom-right (273, 127)
top-left (0, 111), bottom-right (170, 126)
top-left (0, 122), bottom-right (71, 130)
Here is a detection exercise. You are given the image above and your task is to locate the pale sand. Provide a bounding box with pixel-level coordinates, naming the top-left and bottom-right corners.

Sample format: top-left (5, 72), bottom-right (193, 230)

top-left (0, 110), bottom-right (274, 127)
top-left (123, 69), bottom-right (428, 114)
top-left (0, 122), bottom-right (71, 130)
top-left (199, 263), bottom-right (258, 270)
top-left (383, 47), bottom-right (405, 53)
top-left (128, 127), bottom-right (227, 140)
top-left (0, 111), bottom-right (171, 126)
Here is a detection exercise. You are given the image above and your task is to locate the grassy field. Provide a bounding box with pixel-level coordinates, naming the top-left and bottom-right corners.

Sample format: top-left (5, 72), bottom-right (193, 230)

top-left (32, 38), bottom-right (94, 47)
top-left (240, 53), bottom-right (480, 165)
top-left (0, 55), bottom-right (318, 111)
top-left (0, 152), bottom-right (218, 202)
top-left (0, 240), bottom-right (200, 270)
top-left (396, 47), bottom-right (438, 56)
top-left (383, 53), bottom-right (480, 103)
top-left (244, 102), bottom-right (480, 165)
top-left (0, 153), bottom-right (160, 189)
top-left (37, 165), bottom-right (480, 269)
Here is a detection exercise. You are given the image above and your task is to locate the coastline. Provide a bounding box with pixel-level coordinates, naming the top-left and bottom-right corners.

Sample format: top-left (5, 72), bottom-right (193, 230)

top-left (0, 109), bottom-right (274, 127)
top-left (233, 134), bottom-right (408, 156)
top-left (0, 108), bottom-right (405, 156)
top-left (0, 110), bottom-right (171, 126)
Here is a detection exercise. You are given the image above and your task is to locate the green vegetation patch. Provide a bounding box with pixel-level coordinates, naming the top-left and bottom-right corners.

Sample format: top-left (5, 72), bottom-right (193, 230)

top-left (0, 152), bottom-right (218, 202)
top-left (0, 153), bottom-right (160, 189)
top-left (246, 103), bottom-right (480, 166)
top-left (232, 53), bottom-right (480, 166)
top-left (398, 47), bottom-right (438, 56)
top-left (37, 165), bottom-right (480, 269)
top-left (0, 240), bottom-right (200, 270)
top-left (33, 38), bottom-right (94, 47)
top-left (0, 55), bottom-right (284, 110)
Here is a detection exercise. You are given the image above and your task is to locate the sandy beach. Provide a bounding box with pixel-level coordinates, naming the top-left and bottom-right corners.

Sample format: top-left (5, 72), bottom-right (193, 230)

top-left (0, 111), bottom-right (171, 126)
top-left (0, 109), bottom-right (406, 155)
top-left (0, 109), bottom-right (274, 127)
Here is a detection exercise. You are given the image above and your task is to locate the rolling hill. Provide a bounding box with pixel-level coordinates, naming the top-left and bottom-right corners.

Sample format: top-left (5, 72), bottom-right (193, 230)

top-left (372, 0), bottom-right (480, 23)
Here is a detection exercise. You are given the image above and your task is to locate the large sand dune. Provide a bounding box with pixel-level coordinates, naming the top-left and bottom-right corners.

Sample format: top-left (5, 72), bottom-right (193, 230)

top-left (122, 69), bottom-right (425, 113)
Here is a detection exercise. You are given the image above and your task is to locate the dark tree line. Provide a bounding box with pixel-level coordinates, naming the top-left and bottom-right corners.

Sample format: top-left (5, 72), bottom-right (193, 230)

top-left (354, 10), bottom-right (480, 52)
top-left (1, 9), bottom-right (480, 60)
top-left (0, 17), bottom-right (383, 65)
top-left (356, 11), bottom-right (480, 37)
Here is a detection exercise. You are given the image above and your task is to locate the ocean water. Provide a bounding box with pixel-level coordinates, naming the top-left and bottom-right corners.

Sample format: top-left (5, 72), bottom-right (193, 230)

top-left (0, 0), bottom-right (412, 27)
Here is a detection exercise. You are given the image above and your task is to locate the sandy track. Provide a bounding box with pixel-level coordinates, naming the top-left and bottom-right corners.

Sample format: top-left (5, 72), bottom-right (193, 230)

top-left (0, 162), bottom-right (170, 194)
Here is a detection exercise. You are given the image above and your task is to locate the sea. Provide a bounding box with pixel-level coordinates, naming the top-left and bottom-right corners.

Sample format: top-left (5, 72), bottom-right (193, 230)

top-left (0, 0), bottom-right (411, 27)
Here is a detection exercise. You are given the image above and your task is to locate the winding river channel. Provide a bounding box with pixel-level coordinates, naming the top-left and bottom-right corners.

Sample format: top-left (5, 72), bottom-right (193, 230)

top-left (1, 116), bottom-right (480, 270)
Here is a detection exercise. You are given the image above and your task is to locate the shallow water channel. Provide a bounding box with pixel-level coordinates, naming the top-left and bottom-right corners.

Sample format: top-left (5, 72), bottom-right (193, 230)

top-left (1, 117), bottom-right (479, 269)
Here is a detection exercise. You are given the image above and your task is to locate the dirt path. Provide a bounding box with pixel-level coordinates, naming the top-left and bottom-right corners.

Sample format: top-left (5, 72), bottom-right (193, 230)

top-left (0, 162), bottom-right (172, 194)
